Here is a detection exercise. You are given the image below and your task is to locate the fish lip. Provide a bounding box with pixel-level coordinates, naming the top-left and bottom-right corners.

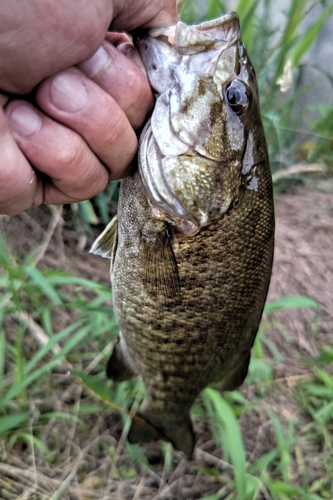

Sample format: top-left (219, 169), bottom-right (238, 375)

top-left (145, 12), bottom-right (240, 50)
top-left (133, 12), bottom-right (240, 57)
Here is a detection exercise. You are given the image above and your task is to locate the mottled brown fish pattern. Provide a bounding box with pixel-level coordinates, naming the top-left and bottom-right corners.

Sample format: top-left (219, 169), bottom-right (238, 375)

top-left (91, 12), bottom-right (274, 457)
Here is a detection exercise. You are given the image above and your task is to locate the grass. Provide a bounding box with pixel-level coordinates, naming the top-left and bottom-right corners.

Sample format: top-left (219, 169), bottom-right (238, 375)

top-left (1, 218), bottom-right (332, 498)
top-left (1, 0), bottom-right (333, 498)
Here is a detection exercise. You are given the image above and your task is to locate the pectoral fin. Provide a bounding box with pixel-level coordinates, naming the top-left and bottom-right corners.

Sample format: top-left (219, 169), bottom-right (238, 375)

top-left (106, 334), bottom-right (138, 382)
top-left (223, 351), bottom-right (251, 391)
top-left (90, 216), bottom-right (118, 271)
top-left (139, 229), bottom-right (181, 304)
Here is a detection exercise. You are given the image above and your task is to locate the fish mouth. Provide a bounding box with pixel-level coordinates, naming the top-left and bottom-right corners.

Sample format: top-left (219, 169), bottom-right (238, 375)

top-left (132, 28), bottom-right (150, 48)
top-left (146, 12), bottom-right (240, 52)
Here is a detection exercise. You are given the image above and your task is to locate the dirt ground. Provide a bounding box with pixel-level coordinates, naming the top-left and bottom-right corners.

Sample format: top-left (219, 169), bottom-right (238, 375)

top-left (1, 183), bottom-right (333, 499)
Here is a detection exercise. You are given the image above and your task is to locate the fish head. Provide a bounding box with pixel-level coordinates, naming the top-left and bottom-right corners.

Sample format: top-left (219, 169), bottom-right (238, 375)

top-left (135, 13), bottom-right (265, 229)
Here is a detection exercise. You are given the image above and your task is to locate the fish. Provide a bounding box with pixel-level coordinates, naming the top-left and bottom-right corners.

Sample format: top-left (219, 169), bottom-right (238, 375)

top-left (91, 12), bottom-right (275, 458)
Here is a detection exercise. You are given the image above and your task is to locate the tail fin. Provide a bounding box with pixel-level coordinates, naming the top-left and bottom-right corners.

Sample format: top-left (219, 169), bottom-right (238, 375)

top-left (128, 410), bottom-right (195, 458)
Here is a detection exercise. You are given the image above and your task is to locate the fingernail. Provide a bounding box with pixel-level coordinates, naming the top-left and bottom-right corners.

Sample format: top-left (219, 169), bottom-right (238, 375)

top-left (78, 46), bottom-right (109, 78)
top-left (8, 104), bottom-right (42, 137)
top-left (50, 72), bottom-right (88, 112)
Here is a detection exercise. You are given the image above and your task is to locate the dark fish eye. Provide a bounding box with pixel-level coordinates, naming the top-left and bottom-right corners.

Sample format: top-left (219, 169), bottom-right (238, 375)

top-left (226, 79), bottom-right (249, 115)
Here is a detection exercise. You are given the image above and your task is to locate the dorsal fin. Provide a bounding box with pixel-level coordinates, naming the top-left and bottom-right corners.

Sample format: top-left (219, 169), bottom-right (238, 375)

top-left (90, 216), bottom-right (118, 270)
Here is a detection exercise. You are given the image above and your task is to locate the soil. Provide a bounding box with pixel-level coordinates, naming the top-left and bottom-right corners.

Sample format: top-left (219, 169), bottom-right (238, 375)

top-left (0, 184), bottom-right (332, 499)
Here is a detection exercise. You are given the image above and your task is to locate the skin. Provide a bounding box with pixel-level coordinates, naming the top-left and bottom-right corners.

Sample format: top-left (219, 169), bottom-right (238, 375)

top-left (0, 0), bottom-right (177, 215)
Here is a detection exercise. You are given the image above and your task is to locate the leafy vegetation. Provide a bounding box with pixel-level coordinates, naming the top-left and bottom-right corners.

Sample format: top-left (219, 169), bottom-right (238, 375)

top-left (1, 225), bottom-right (331, 498)
top-left (1, 0), bottom-right (333, 498)
top-left (179, 0), bottom-right (333, 179)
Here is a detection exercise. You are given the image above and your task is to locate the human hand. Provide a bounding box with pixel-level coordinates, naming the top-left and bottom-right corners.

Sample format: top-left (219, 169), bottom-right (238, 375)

top-left (0, 0), bottom-right (177, 215)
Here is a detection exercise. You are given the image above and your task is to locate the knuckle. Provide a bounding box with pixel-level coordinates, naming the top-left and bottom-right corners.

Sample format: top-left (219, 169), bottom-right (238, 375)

top-left (57, 134), bottom-right (109, 197)
top-left (99, 107), bottom-right (135, 151)
top-left (104, 116), bottom-right (127, 146)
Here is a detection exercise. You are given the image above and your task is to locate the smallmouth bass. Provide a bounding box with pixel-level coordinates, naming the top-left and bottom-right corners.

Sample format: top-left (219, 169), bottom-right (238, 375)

top-left (91, 12), bottom-right (274, 457)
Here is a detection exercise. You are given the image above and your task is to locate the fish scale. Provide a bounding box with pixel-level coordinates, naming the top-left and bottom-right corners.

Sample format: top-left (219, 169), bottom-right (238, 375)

top-left (91, 12), bottom-right (274, 457)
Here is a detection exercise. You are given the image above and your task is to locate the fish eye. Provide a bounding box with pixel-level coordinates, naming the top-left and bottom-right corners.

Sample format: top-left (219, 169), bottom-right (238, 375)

top-left (225, 79), bottom-right (249, 115)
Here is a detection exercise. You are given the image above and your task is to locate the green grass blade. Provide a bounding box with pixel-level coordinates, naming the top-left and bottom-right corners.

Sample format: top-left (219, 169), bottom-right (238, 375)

top-left (12, 432), bottom-right (53, 460)
top-left (0, 322), bottom-right (91, 410)
top-left (249, 449), bottom-right (278, 475)
top-left (199, 495), bottom-right (222, 500)
top-left (23, 319), bottom-right (84, 375)
top-left (235, 0), bottom-right (257, 18)
top-left (204, 388), bottom-right (246, 500)
top-left (78, 199), bottom-right (99, 225)
top-left (178, 0), bottom-right (198, 24)
top-left (161, 441), bottom-right (173, 473)
top-left (24, 265), bottom-right (62, 305)
top-left (235, 0), bottom-right (258, 53)
top-left (0, 230), bottom-right (9, 265)
top-left (313, 400), bottom-right (333, 424)
top-left (270, 480), bottom-right (304, 496)
top-left (267, 409), bottom-right (293, 482)
top-left (0, 412), bottom-right (32, 435)
top-left (291, 4), bottom-right (333, 68)
top-left (273, 0), bottom-right (308, 81)
top-left (206, 0), bottom-right (225, 20)
top-left (72, 370), bottom-right (113, 404)
top-left (313, 366), bottom-right (333, 391)
top-left (46, 273), bottom-right (110, 291)
top-left (95, 191), bottom-right (111, 225)
top-left (0, 330), bottom-right (5, 389)
top-left (264, 296), bottom-right (318, 314)
top-left (125, 442), bottom-right (150, 468)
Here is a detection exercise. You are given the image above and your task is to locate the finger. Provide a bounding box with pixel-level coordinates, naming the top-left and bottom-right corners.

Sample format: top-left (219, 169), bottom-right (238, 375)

top-left (36, 68), bottom-right (138, 179)
top-left (111, 40), bottom-right (148, 78)
top-left (110, 0), bottom-right (177, 31)
top-left (78, 40), bottom-right (154, 129)
top-left (5, 101), bottom-right (110, 205)
top-left (0, 0), bottom-right (112, 93)
top-left (0, 107), bottom-right (37, 215)
top-left (104, 33), bottom-right (146, 72)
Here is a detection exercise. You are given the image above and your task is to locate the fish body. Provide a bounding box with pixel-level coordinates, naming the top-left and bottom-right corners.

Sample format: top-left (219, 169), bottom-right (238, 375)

top-left (91, 13), bottom-right (274, 457)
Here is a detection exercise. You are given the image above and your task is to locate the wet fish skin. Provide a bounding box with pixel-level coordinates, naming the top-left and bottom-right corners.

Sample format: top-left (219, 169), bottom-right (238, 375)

top-left (91, 12), bottom-right (274, 457)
